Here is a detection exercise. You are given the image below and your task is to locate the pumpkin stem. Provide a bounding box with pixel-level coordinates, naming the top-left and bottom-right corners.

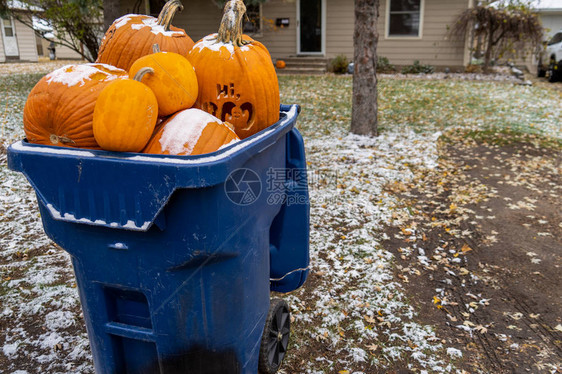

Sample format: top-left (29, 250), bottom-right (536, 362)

top-left (217, 0), bottom-right (249, 47)
top-left (153, 44), bottom-right (161, 53)
top-left (133, 67), bottom-right (155, 82)
top-left (49, 134), bottom-right (76, 145)
top-left (156, 0), bottom-right (184, 32)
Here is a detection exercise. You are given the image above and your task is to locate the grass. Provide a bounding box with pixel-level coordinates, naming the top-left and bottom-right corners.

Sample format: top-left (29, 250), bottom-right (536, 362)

top-left (279, 75), bottom-right (561, 142)
top-left (0, 73), bottom-right (559, 146)
top-left (1, 71), bottom-right (560, 373)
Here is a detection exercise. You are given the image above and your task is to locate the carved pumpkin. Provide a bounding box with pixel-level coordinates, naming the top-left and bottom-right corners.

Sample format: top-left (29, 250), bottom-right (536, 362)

top-left (276, 60), bottom-right (286, 69)
top-left (97, 0), bottom-right (194, 71)
top-left (143, 108), bottom-right (239, 156)
top-left (187, 0), bottom-right (280, 140)
top-left (93, 68), bottom-right (158, 152)
top-left (23, 63), bottom-right (128, 149)
top-left (129, 44), bottom-right (198, 117)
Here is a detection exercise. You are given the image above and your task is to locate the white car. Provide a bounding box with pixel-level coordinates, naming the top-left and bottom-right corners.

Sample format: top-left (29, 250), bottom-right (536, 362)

top-left (538, 29), bottom-right (562, 82)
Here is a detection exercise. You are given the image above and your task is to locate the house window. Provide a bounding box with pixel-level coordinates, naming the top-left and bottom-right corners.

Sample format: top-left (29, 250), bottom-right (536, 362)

top-left (243, 4), bottom-right (262, 34)
top-left (149, 0), bottom-right (166, 17)
top-left (2, 15), bottom-right (14, 37)
top-left (387, 0), bottom-right (422, 37)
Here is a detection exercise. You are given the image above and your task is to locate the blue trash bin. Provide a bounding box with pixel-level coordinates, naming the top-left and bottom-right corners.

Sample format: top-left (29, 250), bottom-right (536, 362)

top-left (7, 104), bottom-right (309, 374)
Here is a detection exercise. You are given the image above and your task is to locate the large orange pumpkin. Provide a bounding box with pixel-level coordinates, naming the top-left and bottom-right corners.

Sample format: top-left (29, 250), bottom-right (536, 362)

top-left (143, 108), bottom-right (239, 156)
top-left (93, 68), bottom-right (159, 152)
top-left (23, 63), bottom-right (128, 149)
top-left (129, 44), bottom-right (198, 117)
top-left (187, 0), bottom-right (280, 140)
top-left (97, 0), bottom-right (194, 71)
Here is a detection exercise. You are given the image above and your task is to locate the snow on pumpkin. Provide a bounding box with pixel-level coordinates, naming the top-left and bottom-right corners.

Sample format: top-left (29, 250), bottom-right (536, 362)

top-left (24, 64), bottom-right (128, 149)
top-left (45, 63), bottom-right (126, 88)
top-left (143, 108), bottom-right (240, 156)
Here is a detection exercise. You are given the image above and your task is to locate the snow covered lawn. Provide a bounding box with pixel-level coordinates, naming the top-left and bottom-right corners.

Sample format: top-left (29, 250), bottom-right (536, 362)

top-left (1, 67), bottom-right (560, 373)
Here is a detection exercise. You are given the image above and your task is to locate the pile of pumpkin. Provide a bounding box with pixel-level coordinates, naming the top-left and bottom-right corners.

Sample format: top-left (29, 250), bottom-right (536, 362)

top-left (23, 0), bottom-right (280, 156)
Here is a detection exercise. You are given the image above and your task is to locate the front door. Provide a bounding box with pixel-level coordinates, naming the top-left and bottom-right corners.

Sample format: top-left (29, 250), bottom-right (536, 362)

top-left (1, 16), bottom-right (19, 57)
top-left (298, 0), bottom-right (324, 55)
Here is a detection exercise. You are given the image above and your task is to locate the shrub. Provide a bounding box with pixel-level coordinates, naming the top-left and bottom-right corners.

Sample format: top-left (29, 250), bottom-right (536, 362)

top-left (329, 54), bottom-right (350, 74)
top-left (401, 60), bottom-right (435, 75)
top-left (376, 56), bottom-right (396, 73)
top-left (465, 64), bottom-right (483, 74)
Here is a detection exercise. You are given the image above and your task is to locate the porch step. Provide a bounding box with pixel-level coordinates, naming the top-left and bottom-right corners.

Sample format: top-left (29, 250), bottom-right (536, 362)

top-left (275, 56), bottom-right (328, 75)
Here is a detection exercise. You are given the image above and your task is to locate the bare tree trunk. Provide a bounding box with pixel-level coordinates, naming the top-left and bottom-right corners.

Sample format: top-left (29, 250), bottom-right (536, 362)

top-left (351, 0), bottom-right (379, 136)
top-left (104, 0), bottom-right (123, 32)
top-left (483, 23), bottom-right (494, 73)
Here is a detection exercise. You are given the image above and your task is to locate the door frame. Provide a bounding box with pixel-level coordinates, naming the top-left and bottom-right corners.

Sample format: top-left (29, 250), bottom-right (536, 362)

top-left (1, 16), bottom-right (19, 57)
top-left (296, 0), bottom-right (326, 56)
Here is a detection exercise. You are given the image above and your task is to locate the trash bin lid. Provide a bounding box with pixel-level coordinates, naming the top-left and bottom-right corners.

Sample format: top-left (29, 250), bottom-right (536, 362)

top-left (8, 105), bottom-right (300, 231)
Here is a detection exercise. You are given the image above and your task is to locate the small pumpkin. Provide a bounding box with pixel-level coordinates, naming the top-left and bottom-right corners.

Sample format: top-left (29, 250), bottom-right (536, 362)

top-left (129, 44), bottom-right (198, 117)
top-left (187, 0), bottom-right (280, 140)
top-left (143, 108), bottom-right (239, 156)
top-left (93, 68), bottom-right (158, 153)
top-left (276, 60), bottom-right (286, 69)
top-left (97, 0), bottom-right (194, 71)
top-left (23, 63), bottom-right (128, 149)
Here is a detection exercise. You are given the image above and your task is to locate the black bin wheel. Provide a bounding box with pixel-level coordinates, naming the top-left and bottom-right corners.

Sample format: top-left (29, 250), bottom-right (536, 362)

top-left (258, 298), bottom-right (291, 374)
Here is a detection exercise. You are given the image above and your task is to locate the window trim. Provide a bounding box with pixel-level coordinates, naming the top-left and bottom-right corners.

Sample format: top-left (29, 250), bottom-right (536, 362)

top-left (243, 3), bottom-right (263, 38)
top-left (385, 0), bottom-right (425, 40)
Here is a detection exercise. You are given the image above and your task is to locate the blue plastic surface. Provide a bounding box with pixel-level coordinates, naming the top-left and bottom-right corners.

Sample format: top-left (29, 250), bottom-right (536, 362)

top-left (7, 105), bottom-right (309, 374)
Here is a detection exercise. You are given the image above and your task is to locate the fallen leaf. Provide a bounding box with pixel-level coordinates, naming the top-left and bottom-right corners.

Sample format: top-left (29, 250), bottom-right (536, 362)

top-left (461, 244), bottom-right (473, 253)
top-left (474, 325), bottom-right (488, 334)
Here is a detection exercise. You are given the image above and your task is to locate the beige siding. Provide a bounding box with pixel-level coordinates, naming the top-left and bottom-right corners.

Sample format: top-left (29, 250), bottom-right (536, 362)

top-left (120, 0), bottom-right (469, 67)
top-left (0, 31), bottom-right (5, 62)
top-left (119, 0), bottom-right (221, 43)
top-left (14, 19), bottom-right (38, 62)
top-left (38, 38), bottom-right (84, 60)
top-left (326, 0), bottom-right (354, 58)
top-left (175, 1), bottom-right (222, 42)
top-left (378, 0), bottom-right (468, 68)
top-left (256, 0), bottom-right (297, 59)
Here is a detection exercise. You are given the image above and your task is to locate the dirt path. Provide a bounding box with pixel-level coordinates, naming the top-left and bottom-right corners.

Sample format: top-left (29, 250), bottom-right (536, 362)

top-left (383, 132), bottom-right (562, 373)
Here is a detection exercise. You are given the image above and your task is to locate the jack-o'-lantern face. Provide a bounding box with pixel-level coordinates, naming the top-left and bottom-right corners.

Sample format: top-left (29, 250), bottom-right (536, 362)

top-left (187, 0), bottom-right (279, 139)
top-left (200, 82), bottom-right (259, 136)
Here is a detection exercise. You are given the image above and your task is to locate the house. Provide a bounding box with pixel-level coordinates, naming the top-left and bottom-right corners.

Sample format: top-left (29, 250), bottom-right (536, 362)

top-left (119, 0), bottom-right (473, 72)
top-left (535, 0), bottom-right (562, 38)
top-left (1, 0), bottom-right (85, 63)
top-left (525, 0), bottom-right (562, 74)
top-left (0, 3), bottom-right (38, 63)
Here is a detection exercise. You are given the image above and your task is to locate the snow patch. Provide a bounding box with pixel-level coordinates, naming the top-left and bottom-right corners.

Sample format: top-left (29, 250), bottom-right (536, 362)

top-left (115, 14), bottom-right (184, 36)
top-left (45, 64), bottom-right (125, 87)
top-left (158, 109), bottom-right (220, 155)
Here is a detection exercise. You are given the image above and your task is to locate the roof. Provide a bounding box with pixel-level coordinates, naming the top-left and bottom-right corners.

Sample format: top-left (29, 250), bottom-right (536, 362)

top-left (532, 0), bottom-right (562, 11)
top-left (6, 0), bottom-right (42, 12)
